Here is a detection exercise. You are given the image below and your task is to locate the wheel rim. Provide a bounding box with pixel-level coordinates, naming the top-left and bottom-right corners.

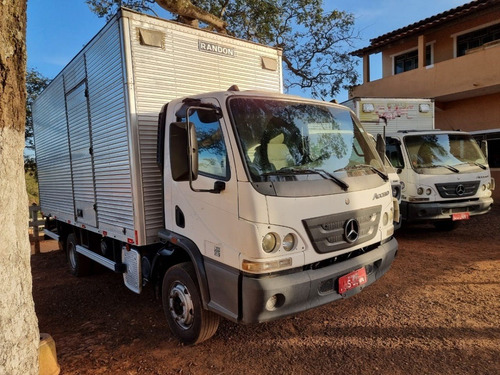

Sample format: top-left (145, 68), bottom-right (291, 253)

top-left (168, 281), bottom-right (195, 330)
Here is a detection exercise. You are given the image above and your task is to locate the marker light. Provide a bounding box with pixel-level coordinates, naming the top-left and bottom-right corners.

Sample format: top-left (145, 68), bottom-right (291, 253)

top-left (242, 258), bottom-right (292, 273)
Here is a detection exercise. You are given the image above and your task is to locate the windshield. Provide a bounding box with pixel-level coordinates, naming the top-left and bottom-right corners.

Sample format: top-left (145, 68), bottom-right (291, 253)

top-left (229, 97), bottom-right (384, 186)
top-left (404, 133), bottom-right (487, 174)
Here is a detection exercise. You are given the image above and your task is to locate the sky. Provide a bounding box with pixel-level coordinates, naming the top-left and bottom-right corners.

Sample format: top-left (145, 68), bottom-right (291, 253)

top-left (26, 0), bottom-right (470, 102)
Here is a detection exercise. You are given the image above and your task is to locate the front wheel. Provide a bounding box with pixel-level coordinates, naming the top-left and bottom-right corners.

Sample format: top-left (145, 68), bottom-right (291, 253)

top-left (162, 262), bottom-right (219, 345)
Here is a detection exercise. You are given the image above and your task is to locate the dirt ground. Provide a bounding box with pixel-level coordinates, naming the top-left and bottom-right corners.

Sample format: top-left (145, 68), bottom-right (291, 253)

top-left (32, 207), bottom-right (500, 375)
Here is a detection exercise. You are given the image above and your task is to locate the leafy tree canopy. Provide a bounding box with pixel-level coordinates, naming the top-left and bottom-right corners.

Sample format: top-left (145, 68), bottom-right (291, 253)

top-left (25, 68), bottom-right (50, 172)
top-left (26, 68), bottom-right (50, 151)
top-left (86, 0), bottom-right (358, 99)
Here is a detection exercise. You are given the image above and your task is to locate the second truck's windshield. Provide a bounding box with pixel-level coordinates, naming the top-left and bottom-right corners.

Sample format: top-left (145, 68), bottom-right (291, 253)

top-left (404, 133), bottom-right (487, 173)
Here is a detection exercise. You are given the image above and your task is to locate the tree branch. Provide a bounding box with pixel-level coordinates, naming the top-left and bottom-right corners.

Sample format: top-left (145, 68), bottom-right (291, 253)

top-left (156, 0), bottom-right (227, 32)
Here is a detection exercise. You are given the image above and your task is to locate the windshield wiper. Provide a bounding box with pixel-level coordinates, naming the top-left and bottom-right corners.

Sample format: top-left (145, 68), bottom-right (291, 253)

top-left (460, 161), bottom-right (487, 170)
top-left (314, 168), bottom-right (349, 191)
top-left (262, 168), bottom-right (349, 191)
top-left (425, 164), bottom-right (460, 173)
top-left (336, 164), bottom-right (389, 182)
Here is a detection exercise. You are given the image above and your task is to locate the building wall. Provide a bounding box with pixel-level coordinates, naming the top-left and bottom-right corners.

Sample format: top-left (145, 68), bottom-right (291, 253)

top-left (380, 9), bottom-right (500, 77)
top-left (352, 44), bottom-right (500, 102)
top-left (435, 93), bottom-right (500, 131)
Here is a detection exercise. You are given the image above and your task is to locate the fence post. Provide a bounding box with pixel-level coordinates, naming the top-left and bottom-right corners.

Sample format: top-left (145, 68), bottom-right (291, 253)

top-left (29, 205), bottom-right (43, 254)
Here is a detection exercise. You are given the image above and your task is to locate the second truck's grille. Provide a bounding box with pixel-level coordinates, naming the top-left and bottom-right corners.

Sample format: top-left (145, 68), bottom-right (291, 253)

top-left (435, 181), bottom-right (479, 198)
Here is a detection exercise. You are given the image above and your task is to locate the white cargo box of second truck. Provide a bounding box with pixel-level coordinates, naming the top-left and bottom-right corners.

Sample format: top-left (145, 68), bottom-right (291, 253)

top-left (33, 8), bottom-right (283, 246)
top-left (342, 97), bottom-right (435, 135)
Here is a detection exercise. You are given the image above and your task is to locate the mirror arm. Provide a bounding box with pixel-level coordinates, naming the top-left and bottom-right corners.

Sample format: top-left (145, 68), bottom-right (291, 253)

top-left (189, 180), bottom-right (226, 194)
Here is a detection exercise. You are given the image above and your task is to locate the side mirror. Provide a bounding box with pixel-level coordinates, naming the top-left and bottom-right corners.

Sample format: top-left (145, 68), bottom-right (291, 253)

top-left (480, 140), bottom-right (488, 158)
top-left (169, 122), bottom-right (198, 182)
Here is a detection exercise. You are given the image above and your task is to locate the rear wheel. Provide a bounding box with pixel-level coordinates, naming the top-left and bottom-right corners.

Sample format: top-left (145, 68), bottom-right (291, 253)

top-left (66, 233), bottom-right (92, 276)
top-left (162, 262), bottom-right (219, 345)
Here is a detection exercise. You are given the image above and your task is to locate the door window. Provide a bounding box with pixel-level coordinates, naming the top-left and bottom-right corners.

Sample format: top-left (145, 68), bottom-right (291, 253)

top-left (186, 110), bottom-right (229, 180)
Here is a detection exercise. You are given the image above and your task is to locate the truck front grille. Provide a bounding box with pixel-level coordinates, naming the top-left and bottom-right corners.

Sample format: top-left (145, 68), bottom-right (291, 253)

top-left (435, 181), bottom-right (479, 198)
top-left (302, 205), bottom-right (381, 254)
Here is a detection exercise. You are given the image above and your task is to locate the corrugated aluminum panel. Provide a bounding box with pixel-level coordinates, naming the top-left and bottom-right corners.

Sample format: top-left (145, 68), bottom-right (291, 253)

top-left (85, 19), bottom-right (135, 235)
top-left (65, 80), bottom-right (97, 227)
top-left (126, 11), bottom-right (282, 243)
top-left (33, 76), bottom-right (75, 219)
top-left (34, 10), bottom-right (283, 246)
top-left (33, 17), bottom-right (136, 243)
top-left (64, 57), bottom-right (86, 93)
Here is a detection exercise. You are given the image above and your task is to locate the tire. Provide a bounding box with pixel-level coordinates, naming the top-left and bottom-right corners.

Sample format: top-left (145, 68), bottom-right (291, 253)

top-left (66, 233), bottom-right (92, 276)
top-left (434, 220), bottom-right (460, 231)
top-left (162, 262), bottom-right (220, 345)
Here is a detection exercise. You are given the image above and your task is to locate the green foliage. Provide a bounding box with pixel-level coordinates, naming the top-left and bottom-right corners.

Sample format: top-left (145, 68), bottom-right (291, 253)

top-left (86, 0), bottom-right (358, 99)
top-left (25, 170), bottom-right (39, 205)
top-left (26, 68), bottom-right (50, 151)
top-left (25, 68), bottom-right (50, 174)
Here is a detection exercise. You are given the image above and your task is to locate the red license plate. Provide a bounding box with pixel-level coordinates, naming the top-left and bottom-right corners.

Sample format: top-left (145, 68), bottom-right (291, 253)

top-left (452, 212), bottom-right (470, 221)
top-left (338, 267), bottom-right (367, 294)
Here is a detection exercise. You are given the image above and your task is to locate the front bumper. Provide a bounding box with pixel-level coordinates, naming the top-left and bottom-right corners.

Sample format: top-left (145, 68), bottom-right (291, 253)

top-left (239, 237), bottom-right (398, 324)
top-left (401, 197), bottom-right (493, 222)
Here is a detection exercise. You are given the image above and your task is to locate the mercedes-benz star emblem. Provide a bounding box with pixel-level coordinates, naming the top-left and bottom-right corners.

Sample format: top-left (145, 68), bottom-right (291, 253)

top-left (344, 218), bottom-right (359, 243)
top-left (455, 184), bottom-right (465, 196)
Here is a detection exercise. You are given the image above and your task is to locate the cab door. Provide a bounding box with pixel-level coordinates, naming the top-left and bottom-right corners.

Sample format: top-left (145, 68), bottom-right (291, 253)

top-left (166, 98), bottom-right (239, 262)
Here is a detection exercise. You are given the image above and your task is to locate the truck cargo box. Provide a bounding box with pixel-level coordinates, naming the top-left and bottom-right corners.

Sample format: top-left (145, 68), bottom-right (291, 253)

top-left (33, 8), bottom-right (283, 246)
top-left (342, 97), bottom-right (434, 136)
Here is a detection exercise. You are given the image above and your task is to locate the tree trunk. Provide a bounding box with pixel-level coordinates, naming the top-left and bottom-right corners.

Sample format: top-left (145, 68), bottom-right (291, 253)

top-left (0, 1), bottom-right (39, 374)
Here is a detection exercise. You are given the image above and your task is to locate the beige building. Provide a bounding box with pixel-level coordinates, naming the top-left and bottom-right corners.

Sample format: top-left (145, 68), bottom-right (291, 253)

top-left (350, 0), bottom-right (500, 200)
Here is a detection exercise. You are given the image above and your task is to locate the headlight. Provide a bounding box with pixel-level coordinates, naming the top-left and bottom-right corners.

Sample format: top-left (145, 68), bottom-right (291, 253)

top-left (282, 233), bottom-right (295, 251)
top-left (417, 187), bottom-right (424, 195)
top-left (383, 212), bottom-right (389, 226)
top-left (262, 233), bottom-right (278, 253)
top-left (426, 188), bottom-right (432, 195)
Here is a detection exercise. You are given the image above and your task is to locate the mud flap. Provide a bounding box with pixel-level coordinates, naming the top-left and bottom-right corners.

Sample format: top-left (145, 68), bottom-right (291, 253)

top-left (122, 247), bottom-right (142, 294)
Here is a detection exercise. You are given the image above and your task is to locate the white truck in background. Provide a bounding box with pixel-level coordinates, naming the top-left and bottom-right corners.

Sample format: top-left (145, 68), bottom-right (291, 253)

top-left (33, 9), bottom-right (398, 345)
top-left (344, 97), bottom-right (494, 229)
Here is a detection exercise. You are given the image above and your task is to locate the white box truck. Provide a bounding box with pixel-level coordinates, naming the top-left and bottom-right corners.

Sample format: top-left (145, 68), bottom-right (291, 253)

top-left (344, 97), bottom-right (494, 229)
top-left (33, 9), bottom-right (398, 345)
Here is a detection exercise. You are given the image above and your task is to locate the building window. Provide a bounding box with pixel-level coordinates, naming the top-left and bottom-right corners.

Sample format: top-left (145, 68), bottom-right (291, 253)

top-left (487, 139), bottom-right (500, 168)
top-left (394, 45), bottom-right (432, 74)
top-left (457, 23), bottom-right (500, 56)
